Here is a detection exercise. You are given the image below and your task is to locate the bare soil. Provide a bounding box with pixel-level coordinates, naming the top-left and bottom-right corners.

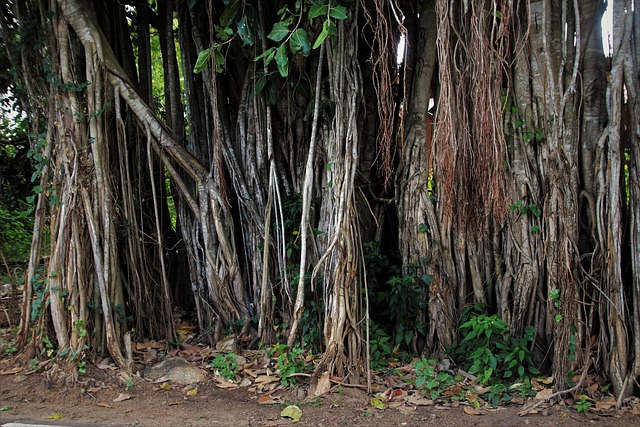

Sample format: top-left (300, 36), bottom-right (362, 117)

top-left (1, 358), bottom-right (639, 427)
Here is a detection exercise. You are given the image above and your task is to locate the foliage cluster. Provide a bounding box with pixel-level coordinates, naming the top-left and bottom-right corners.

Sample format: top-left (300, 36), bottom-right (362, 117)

top-left (268, 343), bottom-right (309, 388)
top-left (210, 352), bottom-right (240, 381)
top-left (448, 304), bottom-right (539, 385)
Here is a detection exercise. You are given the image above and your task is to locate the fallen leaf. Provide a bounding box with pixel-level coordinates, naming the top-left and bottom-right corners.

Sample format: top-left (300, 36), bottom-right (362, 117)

top-left (254, 374), bottom-right (279, 384)
top-left (406, 395), bottom-right (434, 406)
top-left (537, 376), bottom-right (554, 385)
top-left (160, 382), bottom-right (172, 390)
top-left (463, 406), bottom-right (482, 415)
top-left (280, 405), bottom-right (302, 422)
top-left (215, 335), bottom-right (235, 352)
top-left (239, 377), bottom-right (252, 387)
top-left (214, 378), bottom-right (239, 389)
top-left (168, 401), bottom-right (184, 406)
top-left (534, 388), bottom-right (554, 400)
top-left (257, 395), bottom-right (279, 405)
top-left (48, 413), bottom-right (65, 419)
top-left (113, 393), bottom-right (132, 402)
top-left (186, 388), bottom-right (198, 396)
top-left (0, 367), bottom-right (23, 375)
top-left (12, 375), bottom-right (27, 383)
top-left (595, 397), bottom-right (616, 410)
top-left (96, 403), bottom-right (113, 408)
top-left (314, 371), bottom-right (331, 397)
top-left (1, 405), bottom-right (14, 411)
top-left (370, 396), bottom-right (387, 410)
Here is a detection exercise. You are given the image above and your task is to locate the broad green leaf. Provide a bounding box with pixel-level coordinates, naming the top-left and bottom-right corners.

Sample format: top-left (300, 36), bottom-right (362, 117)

top-left (280, 405), bottom-right (302, 422)
top-left (329, 5), bottom-right (348, 20)
top-left (312, 26), bottom-right (328, 49)
top-left (267, 22), bottom-right (291, 42)
top-left (193, 48), bottom-right (212, 74)
top-left (289, 28), bottom-right (310, 56)
top-left (237, 16), bottom-right (254, 46)
top-left (220, 0), bottom-right (240, 28)
top-left (308, 4), bottom-right (328, 19)
top-left (275, 43), bottom-right (289, 77)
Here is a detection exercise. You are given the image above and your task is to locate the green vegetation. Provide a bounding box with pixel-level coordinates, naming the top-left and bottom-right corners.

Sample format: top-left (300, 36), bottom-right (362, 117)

top-left (449, 305), bottom-right (539, 385)
top-left (269, 344), bottom-right (309, 388)
top-left (413, 358), bottom-right (455, 399)
top-left (210, 353), bottom-right (241, 381)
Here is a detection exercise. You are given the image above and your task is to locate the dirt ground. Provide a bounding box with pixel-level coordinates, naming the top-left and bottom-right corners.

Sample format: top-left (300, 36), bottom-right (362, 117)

top-left (1, 358), bottom-right (639, 427)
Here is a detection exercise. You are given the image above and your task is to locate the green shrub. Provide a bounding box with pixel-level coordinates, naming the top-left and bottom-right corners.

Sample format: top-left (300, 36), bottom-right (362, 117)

top-left (0, 208), bottom-right (32, 262)
top-left (209, 352), bottom-right (240, 380)
top-left (449, 305), bottom-right (539, 385)
top-left (413, 358), bottom-right (455, 399)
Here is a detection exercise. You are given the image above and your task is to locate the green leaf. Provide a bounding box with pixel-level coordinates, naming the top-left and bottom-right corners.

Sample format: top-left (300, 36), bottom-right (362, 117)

top-left (255, 47), bottom-right (276, 67)
top-left (213, 49), bottom-right (226, 73)
top-left (329, 5), bottom-right (348, 20)
top-left (1, 406), bottom-right (14, 411)
top-left (220, 0), bottom-right (240, 28)
top-left (267, 22), bottom-right (291, 42)
top-left (237, 16), bottom-right (254, 46)
top-left (518, 365), bottom-right (525, 377)
top-left (313, 23), bottom-right (329, 49)
top-left (193, 48), bottom-right (212, 74)
top-left (252, 75), bottom-right (268, 100)
top-left (308, 4), bottom-right (328, 19)
top-left (289, 28), bottom-right (311, 56)
top-left (275, 43), bottom-right (289, 77)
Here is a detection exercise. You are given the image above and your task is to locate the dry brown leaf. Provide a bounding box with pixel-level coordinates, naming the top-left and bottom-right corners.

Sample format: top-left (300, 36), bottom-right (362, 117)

top-left (113, 393), bottom-right (131, 402)
top-left (537, 376), bottom-right (554, 385)
top-left (406, 395), bottom-right (434, 406)
top-left (257, 395), bottom-right (279, 405)
top-left (254, 374), bottom-right (279, 384)
top-left (214, 378), bottom-right (239, 389)
top-left (534, 388), bottom-right (554, 400)
top-left (168, 401), bottom-right (184, 406)
top-left (96, 403), bottom-right (113, 408)
top-left (595, 397), bottom-right (616, 410)
top-left (314, 371), bottom-right (331, 397)
top-left (463, 406), bottom-right (483, 416)
top-left (0, 367), bottom-right (23, 375)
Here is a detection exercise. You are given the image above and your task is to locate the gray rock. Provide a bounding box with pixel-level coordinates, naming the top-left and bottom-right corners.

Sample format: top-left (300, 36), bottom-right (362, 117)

top-left (143, 357), bottom-right (207, 385)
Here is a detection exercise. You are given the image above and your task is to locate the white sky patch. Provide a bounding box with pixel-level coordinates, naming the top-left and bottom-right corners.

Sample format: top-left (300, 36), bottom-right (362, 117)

top-left (602, 0), bottom-right (613, 56)
top-left (397, 33), bottom-right (406, 65)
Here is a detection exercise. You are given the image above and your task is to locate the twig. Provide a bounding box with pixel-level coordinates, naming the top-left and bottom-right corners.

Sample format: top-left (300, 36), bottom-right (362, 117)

top-left (518, 359), bottom-right (589, 417)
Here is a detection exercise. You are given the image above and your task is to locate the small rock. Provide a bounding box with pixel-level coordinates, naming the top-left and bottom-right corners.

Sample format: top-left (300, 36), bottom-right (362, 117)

top-left (144, 357), bottom-right (207, 385)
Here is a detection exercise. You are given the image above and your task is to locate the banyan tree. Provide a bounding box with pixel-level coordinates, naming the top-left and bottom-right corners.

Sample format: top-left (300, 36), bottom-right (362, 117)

top-left (1, 0), bottom-right (638, 398)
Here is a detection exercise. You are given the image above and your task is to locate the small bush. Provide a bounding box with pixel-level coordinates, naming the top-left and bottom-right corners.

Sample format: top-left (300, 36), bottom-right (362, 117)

top-left (449, 305), bottom-right (539, 385)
